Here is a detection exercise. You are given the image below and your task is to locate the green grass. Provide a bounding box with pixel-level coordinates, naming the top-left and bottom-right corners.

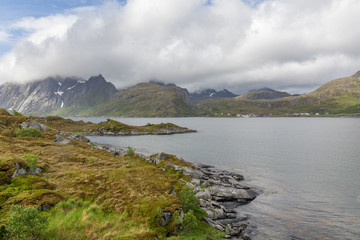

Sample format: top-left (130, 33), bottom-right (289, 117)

top-left (15, 128), bottom-right (43, 138)
top-left (45, 200), bottom-right (154, 240)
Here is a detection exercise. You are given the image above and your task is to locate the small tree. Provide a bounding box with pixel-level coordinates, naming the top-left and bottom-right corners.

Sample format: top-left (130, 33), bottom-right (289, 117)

top-left (15, 128), bottom-right (42, 138)
top-left (6, 205), bottom-right (47, 240)
top-left (127, 146), bottom-right (135, 157)
top-left (24, 153), bottom-right (38, 171)
top-left (182, 210), bottom-right (198, 233)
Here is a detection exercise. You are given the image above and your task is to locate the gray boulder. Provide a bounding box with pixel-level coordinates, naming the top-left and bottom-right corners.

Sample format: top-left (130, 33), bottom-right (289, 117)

top-left (54, 135), bottom-right (72, 145)
top-left (11, 164), bottom-right (27, 178)
top-left (209, 186), bottom-right (257, 202)
top-left (162, 212), bottom-right (172, 226)
top-left (205, 208), bottom-right (226, 220)
top-left (195, 189), bottom-right (212, 200)
top-left (158, 152), bottom-right (168, 160)
top-left (20, 121), bottom-right (48, 131)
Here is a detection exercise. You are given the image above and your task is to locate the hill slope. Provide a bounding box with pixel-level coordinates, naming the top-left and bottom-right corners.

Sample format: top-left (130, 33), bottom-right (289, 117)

top-left (93, 83), bottom-right (193, 117)
top-left (195, 71), bottom-right (360, 116)
top-left (237, 88), bottom-right (291, 100)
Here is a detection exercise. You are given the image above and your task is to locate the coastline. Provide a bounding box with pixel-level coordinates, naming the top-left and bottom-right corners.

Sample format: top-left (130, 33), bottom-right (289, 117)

top-left (91, 140), bottom-right (258, 239)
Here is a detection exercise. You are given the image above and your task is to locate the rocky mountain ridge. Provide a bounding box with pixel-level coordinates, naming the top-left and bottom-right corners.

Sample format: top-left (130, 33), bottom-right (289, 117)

top-left (0, 74), bottom-right (117, 115)
top-left (1, 70), bottom-right (360, 116)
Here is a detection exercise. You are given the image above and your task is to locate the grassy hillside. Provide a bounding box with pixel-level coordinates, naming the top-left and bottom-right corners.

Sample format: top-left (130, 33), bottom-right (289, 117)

top-left (236, 89), bottom-right (291, 100)
top-left (195, 71), bottom-right (360, 116)
top-left (0, 109), bottom-right (221, 239)
top-left (92, 83), bottom-right (193, 117)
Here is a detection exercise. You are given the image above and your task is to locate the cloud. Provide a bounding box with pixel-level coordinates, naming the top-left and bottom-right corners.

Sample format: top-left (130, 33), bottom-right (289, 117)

top-left (1, 0), bottom-right (360, 94)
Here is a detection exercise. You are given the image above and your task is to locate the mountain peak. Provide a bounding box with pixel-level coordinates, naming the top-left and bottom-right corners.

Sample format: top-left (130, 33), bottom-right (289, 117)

top-left (249, 87), bottom-right (276, 93)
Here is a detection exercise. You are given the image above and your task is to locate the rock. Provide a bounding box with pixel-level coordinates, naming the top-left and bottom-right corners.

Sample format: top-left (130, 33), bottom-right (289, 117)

top-left (11, 164), bottom-right (27, 178)
top-left (209, 186), bottom-right (257, 202)
top-left (54, 135), bottom-right (72, 145)
top-left (30, 167), bottom-right (43, 175)
top-left (191, 178), bottom-right (201, 185)
top-left (162, 212), bottom-right (172, 226)
top-left (170, 189), bottom-right (177, 197)
top-left (178, 166), bottom-right (206, 179)
top-left (154, 158), bottom-right (161, 165)
top-left (20, 121), bottom-right (47, 131)
top-left (158, 152), bottom-right (168, 160)
top-left (70, 134), bottom-right (90, 142)
top-left (204, 218), bottom-right (225, 231)
top-left (226, 213), bottom-right (237, 219)
top-left (195, 189), bottom-right (212, 200)
top-left (205, 208), bottom-right (226, 220)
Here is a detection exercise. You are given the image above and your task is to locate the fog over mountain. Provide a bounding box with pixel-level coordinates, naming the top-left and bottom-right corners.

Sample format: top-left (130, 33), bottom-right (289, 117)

top-left (1, 0), bottom-right (360, 94)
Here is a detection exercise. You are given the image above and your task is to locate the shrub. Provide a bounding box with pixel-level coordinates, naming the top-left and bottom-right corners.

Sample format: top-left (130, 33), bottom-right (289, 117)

top-left (182, 210), bottom-right (198, 233)
top-left (6, 205), bottom-right (47, 240)
top-left (179, 186), bottom-right (200, 214)
top-left (127, 146), bottom-right (135, 157)
top-left (15, 128), bottom-right (43, 138)
top-left (24, 153), bottom-right (38, 171)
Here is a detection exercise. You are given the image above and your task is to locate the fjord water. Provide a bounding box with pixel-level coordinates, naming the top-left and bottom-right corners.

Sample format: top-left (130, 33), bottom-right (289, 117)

top-left (77, 117), bottom-right (360, 239)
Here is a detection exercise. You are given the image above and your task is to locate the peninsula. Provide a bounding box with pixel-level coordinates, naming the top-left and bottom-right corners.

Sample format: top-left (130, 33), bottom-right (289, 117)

top-left (0, 109), bottom-right (255, 239)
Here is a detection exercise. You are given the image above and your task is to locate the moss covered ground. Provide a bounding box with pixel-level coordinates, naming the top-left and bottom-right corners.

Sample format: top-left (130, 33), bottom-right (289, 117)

top-left (0, 109), bottom-right (221, 239)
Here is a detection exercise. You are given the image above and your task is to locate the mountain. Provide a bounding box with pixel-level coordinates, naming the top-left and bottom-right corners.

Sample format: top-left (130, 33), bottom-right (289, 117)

top-left (1, 70), bottom-right (360, 117)
top-left (0, 75), bottom-right (117, 115)
top-left (190, 88), bottom-right (237, 103)
top-left (195, 71), bottom-right (360, 116)
top-left (92, 82), bottom-right (193, 117)
top-left (237, 88), bottom-right (291, 100)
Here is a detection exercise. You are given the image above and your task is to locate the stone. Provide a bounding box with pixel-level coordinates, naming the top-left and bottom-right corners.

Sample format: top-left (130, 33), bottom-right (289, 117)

top-left (54, 135), bottom-right (72, 145)
top-left (162, 212), bottom-right (172, 226)
top-left (195, 189), bottom-right (212, 200)
top-left (170, 189), bottom-right (177, 197)
top-left (226, 213), bottom-right (237, 219)
top-left (158, 152), bottom-right (168, 160)
top-left (11, 164), bottom-right (27, 178)
top-left (20, 121), bottom-right (47, 131)
top-left (205, 208), bottom-right (226, 220)
top-left (204, 218), bottom-right (225, 231)
top-left (191, 178), bottom-right (201, 185)
top-left (209, 186), bottom-right (257, 202)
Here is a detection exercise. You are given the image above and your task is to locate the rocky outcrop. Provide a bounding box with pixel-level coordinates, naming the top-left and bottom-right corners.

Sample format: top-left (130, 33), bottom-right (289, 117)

top-left (83, 127), bottom-right (196, 136)
top-left (11, 163), bottom-right (42, 179)
top-left (20, 121), bottom-right (48, 131)
top-left (92, 144), bottom-right (257, 239)
top-left (174, 163), bottom-right (256, 239)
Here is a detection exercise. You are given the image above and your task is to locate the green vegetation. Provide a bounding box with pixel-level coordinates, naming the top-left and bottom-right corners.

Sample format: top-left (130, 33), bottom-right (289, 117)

top-left (32, 115), bottom-right (190, 134)
top-left (15, 128), bottom-right (43, 138)
top-left (195, 72), bottom-right (360, 117)
top-left (127, 146), bottom-right (135, 157)
top-left (23, 154), bottom-right (37, 171)
top-left (0, 108), bottom-right (221, 239)
top-left (92, 83), bottom-right (194, 117)
top-left (6, 205), bottom-right (46, 240)
top-left (11, 110), bottom-right (23, 117)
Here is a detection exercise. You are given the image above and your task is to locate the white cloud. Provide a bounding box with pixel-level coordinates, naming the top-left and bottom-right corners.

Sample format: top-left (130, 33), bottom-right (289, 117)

top-left (1, 0), bottom-right (360, 94)
top-left (0, 30), bottom-right (10, 43)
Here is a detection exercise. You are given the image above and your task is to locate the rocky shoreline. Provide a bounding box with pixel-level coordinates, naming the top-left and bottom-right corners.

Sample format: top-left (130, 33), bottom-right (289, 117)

top-left (19, 120), bottom-right (256, 239)
top-left (91, 142), bottom-right (257, 240)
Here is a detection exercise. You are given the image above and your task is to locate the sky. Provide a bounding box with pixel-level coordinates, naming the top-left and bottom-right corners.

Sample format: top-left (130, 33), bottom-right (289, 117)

top-left (1, 0), bottom-right (360, 94)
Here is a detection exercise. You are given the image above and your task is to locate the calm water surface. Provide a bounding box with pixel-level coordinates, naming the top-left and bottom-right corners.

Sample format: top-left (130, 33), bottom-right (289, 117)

top-left (72, 117), bottom-right (360, 240)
